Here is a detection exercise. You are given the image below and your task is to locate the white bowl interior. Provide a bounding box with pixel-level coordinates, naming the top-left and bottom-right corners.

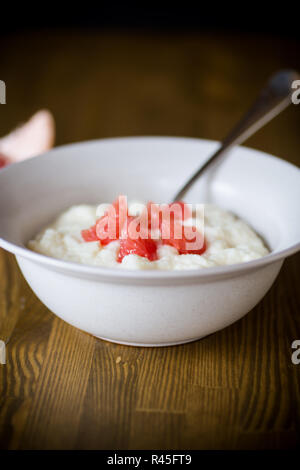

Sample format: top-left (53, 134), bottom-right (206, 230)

top-left (0, 137), bottom-right (299, 255)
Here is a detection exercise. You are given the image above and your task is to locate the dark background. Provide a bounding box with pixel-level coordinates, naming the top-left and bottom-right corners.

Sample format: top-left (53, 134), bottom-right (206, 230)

top-left (1, 4), bottom-right (299, 38)
top-left (1, 4), bottom-right (300, 161)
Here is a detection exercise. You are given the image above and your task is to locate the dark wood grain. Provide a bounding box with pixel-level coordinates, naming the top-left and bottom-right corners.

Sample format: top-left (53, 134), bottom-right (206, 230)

top-left (0, 30), bottom-right (299, 450)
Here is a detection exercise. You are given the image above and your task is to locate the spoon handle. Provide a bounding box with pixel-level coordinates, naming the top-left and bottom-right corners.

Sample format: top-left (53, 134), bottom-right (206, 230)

top-left (172, 69), bottom-right (299, 202)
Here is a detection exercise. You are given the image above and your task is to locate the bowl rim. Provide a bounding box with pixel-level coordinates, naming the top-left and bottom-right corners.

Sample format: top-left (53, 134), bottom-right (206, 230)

top-left (0, 136), bottom-right (299, 282)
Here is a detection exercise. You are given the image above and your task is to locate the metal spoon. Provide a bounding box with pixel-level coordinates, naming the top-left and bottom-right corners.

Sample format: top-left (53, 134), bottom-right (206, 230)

top-left (172, 69), bottom-right (299, 202)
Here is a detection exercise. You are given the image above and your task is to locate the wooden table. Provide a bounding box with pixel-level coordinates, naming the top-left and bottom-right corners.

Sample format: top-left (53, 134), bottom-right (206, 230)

top-left (0, 30), bottom-right (299, 450)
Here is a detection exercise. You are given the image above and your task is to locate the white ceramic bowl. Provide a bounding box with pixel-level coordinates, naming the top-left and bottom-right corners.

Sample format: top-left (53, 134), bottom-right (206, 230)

top-left (0, 137), bottom-right (299, 346)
